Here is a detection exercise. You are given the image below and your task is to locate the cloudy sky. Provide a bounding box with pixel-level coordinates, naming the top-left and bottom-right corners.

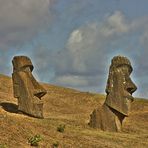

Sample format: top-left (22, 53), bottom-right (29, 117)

top-left (0, 0), bottom-right (148, 98)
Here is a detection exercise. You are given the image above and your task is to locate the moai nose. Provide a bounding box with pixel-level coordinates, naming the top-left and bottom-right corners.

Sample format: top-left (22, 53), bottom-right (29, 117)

top-left (34, 89), bottom-right (47, 99)
top-left (126, 79), bottom-right (137, 94)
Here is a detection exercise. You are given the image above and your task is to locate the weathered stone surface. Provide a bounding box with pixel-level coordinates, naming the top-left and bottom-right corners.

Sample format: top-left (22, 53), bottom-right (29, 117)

top-left (12, 56), bottom-right (47, 118)
top-left (89, 56), bottom-right (137, 132)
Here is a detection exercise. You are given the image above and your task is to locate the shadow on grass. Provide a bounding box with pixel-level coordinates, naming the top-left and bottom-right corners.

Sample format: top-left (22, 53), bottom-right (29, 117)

top-left (0, 102), bottom-right (18, 113)
top-left (0, 102), bottom-right (44, 119)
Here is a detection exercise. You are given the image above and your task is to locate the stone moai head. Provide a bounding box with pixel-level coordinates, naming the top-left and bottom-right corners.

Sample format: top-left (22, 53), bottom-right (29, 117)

top-left (105, 56), bottom-right (137, 116)
top-left (12, 56), bottom-right (47, 118)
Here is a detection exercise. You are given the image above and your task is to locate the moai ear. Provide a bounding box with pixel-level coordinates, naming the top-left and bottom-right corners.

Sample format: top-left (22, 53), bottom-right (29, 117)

top-left (12, 73), bottom-right (20, 98)
top-left (105, 67), bottom-right (114, 95)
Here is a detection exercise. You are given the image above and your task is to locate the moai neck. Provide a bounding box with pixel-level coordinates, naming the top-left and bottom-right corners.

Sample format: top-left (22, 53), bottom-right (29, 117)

top-left (102, 103), bottom-right (125, 132)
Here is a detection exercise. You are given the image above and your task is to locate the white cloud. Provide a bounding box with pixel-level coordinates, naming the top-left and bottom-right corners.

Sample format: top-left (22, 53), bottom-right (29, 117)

top-left (105, 11), bottom-right (129, 34)
top-left (0, 0), bottom-right (53, 77)
top-left (0, 0), bottom-right (52, 49)
top-left (51, 11), bottom-right (148, 95)
top-left (68, 29), bottom-right (83, 45)
top-left (52, 11), bottom-right (132, 87)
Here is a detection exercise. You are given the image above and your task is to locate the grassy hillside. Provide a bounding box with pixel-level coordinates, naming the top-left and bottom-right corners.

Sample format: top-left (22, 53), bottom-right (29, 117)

top-left (0, 74), bottom-right (148, 148)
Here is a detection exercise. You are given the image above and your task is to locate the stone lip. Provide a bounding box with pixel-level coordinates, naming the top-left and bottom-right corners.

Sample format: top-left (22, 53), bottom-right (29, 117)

top-left (124, 95), bottom-right (134, 102)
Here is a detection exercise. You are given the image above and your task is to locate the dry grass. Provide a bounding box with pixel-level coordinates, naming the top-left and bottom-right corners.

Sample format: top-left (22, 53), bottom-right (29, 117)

top-left (0, 74), bottom-right (148, 148)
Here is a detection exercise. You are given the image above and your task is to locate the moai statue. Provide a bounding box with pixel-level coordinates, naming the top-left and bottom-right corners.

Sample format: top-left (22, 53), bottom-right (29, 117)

top-left (12, 56), bottom-right (47, 118)
top-left (89, 56), bottom-right (137, 132)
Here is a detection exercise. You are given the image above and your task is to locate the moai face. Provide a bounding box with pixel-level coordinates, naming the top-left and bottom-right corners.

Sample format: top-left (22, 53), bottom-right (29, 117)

top-left (105, 56), bottom-right (137, 116)
top-left (12, 56), bottom-right (47, 118)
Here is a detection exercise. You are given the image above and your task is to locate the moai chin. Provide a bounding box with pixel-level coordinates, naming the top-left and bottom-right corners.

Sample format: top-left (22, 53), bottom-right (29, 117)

top-left (12, 56), bottom-right (47, 118)
top-left (89, 56), bottom-right (137, 132)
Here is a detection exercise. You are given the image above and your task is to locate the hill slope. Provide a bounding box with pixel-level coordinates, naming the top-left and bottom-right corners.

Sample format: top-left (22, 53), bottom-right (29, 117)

top-left (0, 74), bottom-right (148, 148)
